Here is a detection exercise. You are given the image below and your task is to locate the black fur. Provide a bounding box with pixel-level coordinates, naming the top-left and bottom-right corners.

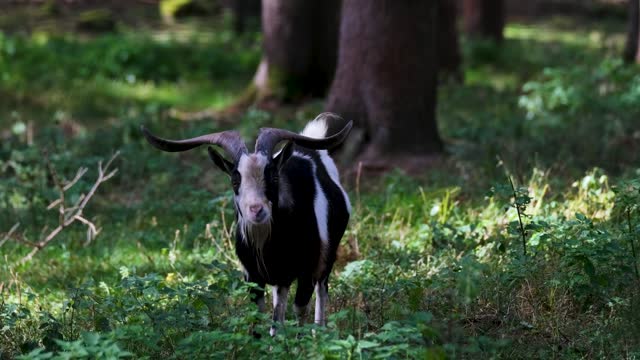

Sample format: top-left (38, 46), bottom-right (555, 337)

top-left (234, 146), bottom-right (350, 315)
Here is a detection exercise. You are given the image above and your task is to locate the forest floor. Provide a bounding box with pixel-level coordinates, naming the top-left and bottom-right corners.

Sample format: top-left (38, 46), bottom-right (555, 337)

top-left (1, 6), bottom-right (640, 359)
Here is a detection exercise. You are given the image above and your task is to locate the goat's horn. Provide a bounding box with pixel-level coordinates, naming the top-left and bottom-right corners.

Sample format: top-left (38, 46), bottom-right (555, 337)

top-left (141, 126), bottom-right (248, 161)
top-left (255, 113), bottom-right (353, 157)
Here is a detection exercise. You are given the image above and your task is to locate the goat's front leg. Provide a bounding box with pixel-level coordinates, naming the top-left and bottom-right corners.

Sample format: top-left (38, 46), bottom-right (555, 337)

top-left (246, 276), bottom-right (266, 338)
top-left (270, 285), bottom-right (289, 336)
top-left (294, 278), bottom-right (314, 326)
top-left (250, 282), bottom-right (266, 313)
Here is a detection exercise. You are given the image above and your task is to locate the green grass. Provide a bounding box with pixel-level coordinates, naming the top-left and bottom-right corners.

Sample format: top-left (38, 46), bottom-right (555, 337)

top-left (1, 13), bottom-right (640, 359)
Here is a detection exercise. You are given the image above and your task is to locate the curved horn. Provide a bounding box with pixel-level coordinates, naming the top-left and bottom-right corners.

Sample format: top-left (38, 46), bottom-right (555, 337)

top-left (255, 114), bottom-right (353, 157)
top-left (141, 126), bottom-right (247, 161)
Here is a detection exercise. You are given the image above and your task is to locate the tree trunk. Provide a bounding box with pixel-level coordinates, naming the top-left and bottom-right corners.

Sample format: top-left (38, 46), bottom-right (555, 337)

top-left (249, 0), bottom-right (340, 103)
top-left (231, 0), bottom-right (261, 34)
top-left (624, 0), bottom-right (640, 63)
top-left (326, 0), bottom-right (443, 159)
top-left (463, 0), bottom-right (505, 42)
top-left (437, 0), bottom-right (463, 82)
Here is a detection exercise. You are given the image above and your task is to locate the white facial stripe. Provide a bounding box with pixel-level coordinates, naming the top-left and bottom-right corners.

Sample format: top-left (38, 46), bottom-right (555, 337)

top-left (237, 153), bottom-right (271, 222)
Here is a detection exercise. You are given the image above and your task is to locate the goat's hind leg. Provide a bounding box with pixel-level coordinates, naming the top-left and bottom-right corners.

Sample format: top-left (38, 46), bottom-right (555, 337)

top-left (314, 278), bottom-right (329, 326)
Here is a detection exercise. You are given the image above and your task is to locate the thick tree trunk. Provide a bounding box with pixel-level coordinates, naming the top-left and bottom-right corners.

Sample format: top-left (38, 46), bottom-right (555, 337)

top-left (438, 0), bottom-right (463, 82)
top-left (250, 0), bottom-right (340, 103)
top-left (624, 0), bottom-right (640, 63)
top-left (326, 0), bottom-right (443, 158)
top-left (463, 0), bottom-right (505, 42)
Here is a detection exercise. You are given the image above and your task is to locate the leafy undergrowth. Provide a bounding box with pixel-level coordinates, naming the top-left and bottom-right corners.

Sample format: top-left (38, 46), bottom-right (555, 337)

top-left (2, 13), bottom-right (640, 360)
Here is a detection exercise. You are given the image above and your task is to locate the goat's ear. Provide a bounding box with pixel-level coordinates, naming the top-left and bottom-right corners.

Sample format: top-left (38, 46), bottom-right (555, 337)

top-left (274, 141), bottom-right (294, 170)
top-left (207, 146), bottom-right (234, 175)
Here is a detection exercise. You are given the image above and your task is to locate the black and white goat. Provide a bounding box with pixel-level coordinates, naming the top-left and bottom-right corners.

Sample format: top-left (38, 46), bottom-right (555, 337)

top-left (142, 113), bottom-right (352, 334)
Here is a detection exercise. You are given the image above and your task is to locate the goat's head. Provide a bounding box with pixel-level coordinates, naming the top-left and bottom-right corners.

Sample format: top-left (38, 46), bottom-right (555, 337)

top-left (141, 113), bottom-right (352, 227)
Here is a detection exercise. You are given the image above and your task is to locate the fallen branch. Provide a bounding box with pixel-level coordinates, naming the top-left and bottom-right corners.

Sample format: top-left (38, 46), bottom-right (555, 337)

top-left (0, 223), bottom-right (20, 248)
top-left (18, 151), bottom-right (120, 265)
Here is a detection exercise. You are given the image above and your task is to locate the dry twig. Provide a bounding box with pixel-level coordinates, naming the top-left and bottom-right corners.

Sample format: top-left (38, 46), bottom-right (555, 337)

top-left (0, 222), bottom-right (20, 248)
top-left (18, 151), bottom-right (120, 265)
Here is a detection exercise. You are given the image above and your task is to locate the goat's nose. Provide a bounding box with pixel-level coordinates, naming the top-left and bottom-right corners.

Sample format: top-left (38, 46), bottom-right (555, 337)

top-left (249, 204), bottom-right (263, 215)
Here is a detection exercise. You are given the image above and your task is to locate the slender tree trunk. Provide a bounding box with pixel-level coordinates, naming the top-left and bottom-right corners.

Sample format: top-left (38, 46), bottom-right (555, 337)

top-left (624, 0), bottom-right (640, 63)
top-left (249, 0), bottom-right (340, 103)
top-left (326, 0), bottom-right (442, 158)
top-left (437, 0), bottom-right (463, 82)
top-left (463, 0), bottom-right (505, 42)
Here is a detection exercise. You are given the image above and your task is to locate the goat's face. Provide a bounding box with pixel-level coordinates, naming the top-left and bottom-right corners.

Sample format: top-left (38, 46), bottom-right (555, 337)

top-left (209, 143), bottom-right (294, 226)
top-left (234, 153), bottom-right (273, 224)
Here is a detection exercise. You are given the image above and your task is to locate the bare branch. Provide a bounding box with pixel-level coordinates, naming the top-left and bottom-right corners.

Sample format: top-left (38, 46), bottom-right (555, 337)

top-left (76, 151), bottom-right (120, 214)
top-left (63, 167), bottom-right (88, 191)
top-left (75, 215), bottom-right (100, 238)
top-left (18, 151), bottom-right (120, 265)
top-left (43, 150), bottom-right (65, 225)
top-left (46, 198), bottom-right (63, 210)
top-left (63, 193), bottom-right (87, 216)
top-left (103, 169), bottom-right (118, 182)
top-left (103, 151), bottom-right (120, 172)
top-left (0, 223), bottom-right (20, 248)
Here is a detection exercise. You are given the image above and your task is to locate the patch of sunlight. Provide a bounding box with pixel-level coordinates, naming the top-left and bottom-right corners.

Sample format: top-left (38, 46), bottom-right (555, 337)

top-left (465, 67), bottom-right (521, 91)
top-left (506, 23), bottom-right (605, 48)
top-left (104, 80), bottom-right (241, 110)
top-left (148, 17), bottom-right (239, 45)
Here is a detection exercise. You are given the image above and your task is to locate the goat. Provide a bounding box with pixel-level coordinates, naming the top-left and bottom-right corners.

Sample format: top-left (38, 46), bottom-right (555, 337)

top-left (141, 113), bottom-right (352, 335)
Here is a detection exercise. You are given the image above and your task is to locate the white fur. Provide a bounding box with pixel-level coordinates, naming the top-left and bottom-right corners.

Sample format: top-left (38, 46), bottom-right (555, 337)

top-left (314, 282), bottom-right (328, 325)
top-left (293, 152), bottom-right (330, 276)
top-left (237, 153), bottom-right (273, 276)
top-left (292, 150), bottom-right (312, 161)
top-left (237, 153), bottom-right (271, 223)
top-left (318, 150), bottom-right (352, 214)
top-left (313, 172), bottom-right (330, 253)
top-left (301, 117), bottom-right (329, 139)
top-left (301, 117), bottom-right (352, 215)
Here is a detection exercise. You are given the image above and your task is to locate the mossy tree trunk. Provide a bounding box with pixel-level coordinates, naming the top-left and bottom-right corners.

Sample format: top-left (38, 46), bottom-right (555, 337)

top-left (249, 0), bottom-right (340, 104)
top-left (326, 0), bottom-right (443, 160)
top-left (624, 0), bottom-right (640, 63)
top-left (463, 0), bottom-right (505, 43)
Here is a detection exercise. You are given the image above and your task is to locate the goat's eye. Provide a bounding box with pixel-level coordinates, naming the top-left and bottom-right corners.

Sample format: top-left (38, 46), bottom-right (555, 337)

top-left (231, 172), bottom-right (241, 190)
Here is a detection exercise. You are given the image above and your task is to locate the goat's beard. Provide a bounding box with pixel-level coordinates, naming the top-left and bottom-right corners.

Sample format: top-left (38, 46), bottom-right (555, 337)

top-left (238, 215), bottom-right (272, 276)
top-left (240, 219), bottom-right (271, 249)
